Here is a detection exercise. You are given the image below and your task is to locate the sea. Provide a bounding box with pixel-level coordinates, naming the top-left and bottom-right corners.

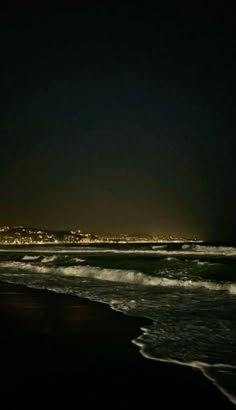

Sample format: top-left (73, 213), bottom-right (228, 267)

top-left (0, 241), bottom-right (235, 405)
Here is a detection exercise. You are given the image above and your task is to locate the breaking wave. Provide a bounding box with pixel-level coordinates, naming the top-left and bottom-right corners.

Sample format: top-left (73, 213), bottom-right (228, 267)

top-left (1, 244), bottom-right (236, 257)
top-left (182, 244), bottom-right (236, 256)
top-left (1, 261), bottom-right (236, 295)
top-left (0, 243), bottom-right (235, 407)
top-left (21, 255), bottom-right (85, 264)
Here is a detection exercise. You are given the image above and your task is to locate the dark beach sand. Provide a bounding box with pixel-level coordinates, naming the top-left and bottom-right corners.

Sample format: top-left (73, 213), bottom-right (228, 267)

top-left (0, 281), bottom-right (234, 409)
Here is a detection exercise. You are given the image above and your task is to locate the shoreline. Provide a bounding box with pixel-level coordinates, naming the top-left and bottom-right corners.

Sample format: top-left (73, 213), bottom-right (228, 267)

top-left (0, 281), bottom-right (234, 408)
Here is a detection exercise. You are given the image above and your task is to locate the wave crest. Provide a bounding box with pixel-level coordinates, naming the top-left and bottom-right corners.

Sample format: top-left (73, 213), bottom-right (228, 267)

top-left (182, 245), bottom-right (236, 256)
top-left (1, 261), bottom-right (236, 295)
top-left (22, 255), bottom-right (40, 261)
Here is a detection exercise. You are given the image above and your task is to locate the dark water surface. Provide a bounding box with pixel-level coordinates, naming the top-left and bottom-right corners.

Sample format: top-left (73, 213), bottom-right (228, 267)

top-left (0, 242), bottom-right (235, 405)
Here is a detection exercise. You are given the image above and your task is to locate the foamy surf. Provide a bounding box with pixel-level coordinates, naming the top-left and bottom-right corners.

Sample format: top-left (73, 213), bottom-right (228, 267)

top-left (0, 243), bottom-right (236, 256)
top-left (22, 255), bottom-right (40, 261)
top-left (0, 242), bottom-right (235, 407)
top-left (41, 255), bottom-right (58, 263)
top-left (134, 333), bottom-right (236, 407)
top-left (1, 261), bottom-right (236, 295)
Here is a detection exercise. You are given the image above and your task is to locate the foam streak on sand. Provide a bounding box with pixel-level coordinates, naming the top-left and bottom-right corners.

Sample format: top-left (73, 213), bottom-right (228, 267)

top-left (134, 330), bottom-right (236, 406)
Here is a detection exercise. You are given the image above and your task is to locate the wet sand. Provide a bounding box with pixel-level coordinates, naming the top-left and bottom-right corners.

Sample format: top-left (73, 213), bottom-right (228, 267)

top-left (0, 281), bottom-right (234, 409)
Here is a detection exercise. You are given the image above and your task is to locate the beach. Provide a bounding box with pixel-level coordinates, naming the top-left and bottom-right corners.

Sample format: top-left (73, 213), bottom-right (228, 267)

top-left (0, 281), bottom-right (234, 409)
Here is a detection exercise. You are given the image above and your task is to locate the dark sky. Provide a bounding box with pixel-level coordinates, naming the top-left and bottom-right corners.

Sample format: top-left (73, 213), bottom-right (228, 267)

top-left (0, 3), bottom-right (235, 240)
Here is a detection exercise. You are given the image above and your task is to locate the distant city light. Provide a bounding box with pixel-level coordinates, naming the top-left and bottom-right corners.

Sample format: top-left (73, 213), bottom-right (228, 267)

top-left (0, 225), bottom-right (202, 245)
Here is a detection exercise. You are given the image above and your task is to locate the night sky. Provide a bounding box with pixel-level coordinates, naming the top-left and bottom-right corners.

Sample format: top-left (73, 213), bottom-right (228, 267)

top-left (0, 4), bottom-right (235, 240)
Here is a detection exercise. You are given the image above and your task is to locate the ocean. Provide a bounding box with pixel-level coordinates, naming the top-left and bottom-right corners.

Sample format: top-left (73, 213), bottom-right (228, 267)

top-left (0, 242), bottom-right (235, 405)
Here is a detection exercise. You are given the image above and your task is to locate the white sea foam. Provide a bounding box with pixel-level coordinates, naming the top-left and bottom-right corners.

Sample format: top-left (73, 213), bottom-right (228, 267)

top-left (41, 255), bottom-right (58, 263)
top-left (165, 257), bottom-right (178, 261)
top-left (193, 259), bottom-right (211, 266)
top-left (70, 258), bottom-right (86, 263)
top-left (134, 333), bottom-right (236, 406)
top-left (1, 261), bottom-right (236, 295)
top-left (194, 245), bottom-right (236, 254)
top-left (182, 244), bottom-right (236, 256)
top-left (20, 254), bottom-right (84, 263)
top-left (1, 245), bottom-right (236, 256)
top-left (182, 244), bottom-right (191, 250)
top-left (22, 255), bottom-right (40, 261)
